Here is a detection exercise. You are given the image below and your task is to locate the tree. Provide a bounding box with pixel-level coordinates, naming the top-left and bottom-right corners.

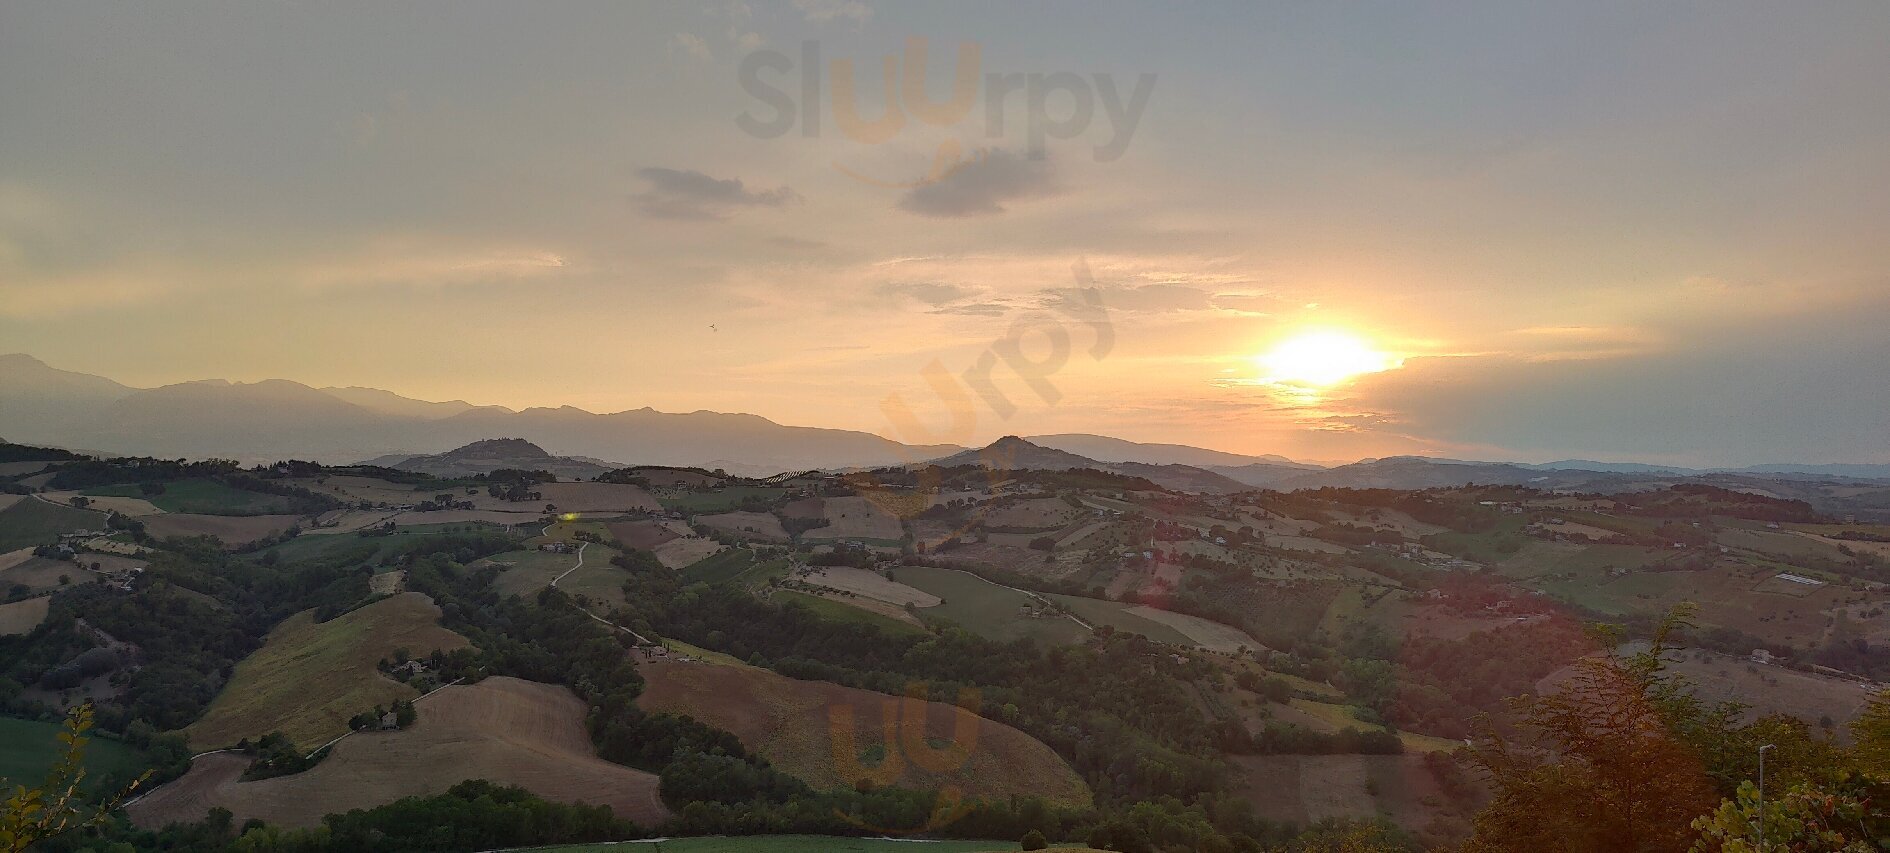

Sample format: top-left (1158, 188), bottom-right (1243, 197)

top-left (0, 704), bottom-right (147, 853)
top-left (1690, 777), bottom-right (1883, 852)
top-left (1853, 688), bottom-right (1890, 781)
top-left (1463, 616), bottom-right (1719, 853)
top-left (1021, 828), bottom-right (1048, 850)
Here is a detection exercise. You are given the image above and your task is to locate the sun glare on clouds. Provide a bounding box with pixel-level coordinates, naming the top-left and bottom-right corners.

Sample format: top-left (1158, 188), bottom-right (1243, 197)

top-left (1256, 330), bottom-right (1401, 387)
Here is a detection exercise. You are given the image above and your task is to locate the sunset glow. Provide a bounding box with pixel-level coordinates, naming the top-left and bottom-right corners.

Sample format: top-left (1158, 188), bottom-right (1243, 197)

top-left (1256, 331), bottom-right (1400, 387)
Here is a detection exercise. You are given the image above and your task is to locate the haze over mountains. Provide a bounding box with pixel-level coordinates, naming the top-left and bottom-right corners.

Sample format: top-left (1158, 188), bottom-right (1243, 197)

top-left (4, 354), bottom-right (1888, 490)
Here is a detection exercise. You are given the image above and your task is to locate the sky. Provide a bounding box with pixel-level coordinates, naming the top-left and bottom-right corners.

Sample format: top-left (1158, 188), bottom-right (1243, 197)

top-left (2, 2), bottom-right (1888, 467)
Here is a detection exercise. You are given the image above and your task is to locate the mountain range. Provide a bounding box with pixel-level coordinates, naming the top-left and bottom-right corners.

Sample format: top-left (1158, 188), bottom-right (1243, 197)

top-left (4, 354), bottom-right (1886, 489)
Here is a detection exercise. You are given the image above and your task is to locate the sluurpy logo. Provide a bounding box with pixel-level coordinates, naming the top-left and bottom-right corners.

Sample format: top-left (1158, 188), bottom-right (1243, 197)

top-left (738, 37), bottom-right (1155, 188)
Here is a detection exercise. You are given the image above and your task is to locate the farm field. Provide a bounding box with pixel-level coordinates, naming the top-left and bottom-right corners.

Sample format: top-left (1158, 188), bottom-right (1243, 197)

top-left (485, 548), bottom-right (592, 599)
top-left (85, 478), bottom-right (297, 515)
top-left (184, 592), bottom-right (470, 750)
top-left (654, 536), bottom-right (725, 569)
top-left (984, 497), bottom-right (1084, 530)
top-left (895, 566), bottom-right (1086, 646)
top-left (1540, 648), bottom-right (1876, 734)
top-left (803, 496), bottom-right (904, 542)
top-left (680, 548), bottom-right (757, 584)
top-left (657, 486), bottom-right (785, 513)
top-left (698, 510), bottom-right (790, 541)
top-left (800, 566), bottom-right (940, 607)
top-left (0, 554), bottom-right (84, 595)
top-left (608, 518), bottom-right (680, 550)
top-left (773, 590), bottom-right (928, 636)
top-left (0, 595), bottom-right (51, 635)
top-left (43, 490), bottom-right (166, 516)
top-left (537, 482), bottom-right (661, 513)
top-left (0, 497), bottom-right (108, 552)
top-left (1124, 605), bottom-right (1264, 653)
top-left (1233, 754), bottom-right (1467, 842)
top-left (131, 677), bottom-right (669, 829)
top-left (136, 513), bottom-right (301, 547)
top-left (1045, 594), bottom-right (1192, 645)
top-left (0, 716), bottom-right (149, 792)
top-left (634, 657), bottom-right (1089, 808)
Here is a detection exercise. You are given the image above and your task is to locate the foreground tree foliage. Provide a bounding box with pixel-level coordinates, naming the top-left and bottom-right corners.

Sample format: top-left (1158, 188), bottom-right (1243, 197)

top-left (0, 704), bottom-right (145, 853)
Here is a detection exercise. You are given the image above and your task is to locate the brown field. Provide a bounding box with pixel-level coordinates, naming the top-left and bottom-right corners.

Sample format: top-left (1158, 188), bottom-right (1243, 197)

top-left (368, 570), bottom-right (405, 595)
top-left (1234, 754), bottom-right (1471, 844)
top-left (292, 476), bottom-right (429, 507)
top-left (635, 658), bottom-right (1089, 808)
top-left (0, 556), bottom-right (84, 594)
top-left (1124, 605), bottom-right (1263, 652)
top-left (131, 677), bottom-right (668, 829)
top-left (803, 496), bottom-right (904, 541)
top-left (653, 536), bottom-right (726, 569)
top-left (536, 482), bottom-right (660, 513)
top-left (699, 511), bottom-right (791, 542)
top-left (799, 566), bottom-right (941, 607)
top-left (0, 596), bottom-right (50, 635)
top-left (0, 547), bottom-right (36, 573)
top-left (0, 462), bottom-right (54, 477)
top-left (1793, 530), bottom-right (1890, 559)
top-left (0, 495), bottom-right (22, 514)
top-left (184, 593), bottom-right (470, 749)
top-left (797, 589), bottom-right (928, 628)
top-left (779, 496), bottom-right (825, 519)
top-left (17, 473), bottom-right (56, 490)
top-left (1653, 648), bottom-right (1870, 732)
top-left (43, 490), bottom-right (166, 516)
top-left (607, 519), bottom-right (679, 550)
top-left (390, 508), bottom-right (539, 527)
top-left (985, 498), bottom-right (1082, 530)
top-left (137, 513), bottom-right (302, 547)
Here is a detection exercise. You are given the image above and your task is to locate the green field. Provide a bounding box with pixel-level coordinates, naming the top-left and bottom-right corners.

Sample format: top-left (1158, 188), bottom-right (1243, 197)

top-left (774, 590), bottom-right (928, 636)
top-left (658, 486), bottom-right (788, 513)
top-left (0, 717), bottom-right (150, 792)
top-left (85, 478), bottom-right (297, 515)
top-left (0, 498), bottom-right (108, 552)
top-left (682, 548), bottom-right (758, 584)
top-left (896, 566), bottom-right (1085, 646)
top-left (1045, 594), bottom-right (1193, 645)
top-left (534, 835), bottom-right (1057, 852)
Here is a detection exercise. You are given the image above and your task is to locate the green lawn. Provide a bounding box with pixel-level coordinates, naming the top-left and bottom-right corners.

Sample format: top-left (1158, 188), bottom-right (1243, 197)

top-left (0, 717), bottom-right (150, 792)
top-left (0, 498), bottom-right (108, 552)
top-left (774, 590), bottom-right (928, 637)
top-left (533, 836), bottom-right (1051, 852)
top-left (658, 487), bottom-right (788, 513)
top-left (896, 566), bottom-right (1085, 646)
top-left (85, 478), bottom-right (297, 515)
top-left (681, 548), bottom-right (758, 584)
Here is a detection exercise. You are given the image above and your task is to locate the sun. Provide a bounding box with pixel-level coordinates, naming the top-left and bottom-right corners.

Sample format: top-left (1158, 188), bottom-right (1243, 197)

top-left (1256, 331), bottom-right (1399, 387)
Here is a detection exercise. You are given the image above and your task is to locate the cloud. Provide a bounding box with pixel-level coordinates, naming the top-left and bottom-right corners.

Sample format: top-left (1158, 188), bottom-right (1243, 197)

top-left (793, 0), bottom-right (872, 24)
top-left (673, 33), bottom-right (712, 61)
top-left (876, 281), bottom-right (978, 307)
top-left (896, 150), bottom-right (1055, 218)
top-left (634, 168), bottom-right (802, 221)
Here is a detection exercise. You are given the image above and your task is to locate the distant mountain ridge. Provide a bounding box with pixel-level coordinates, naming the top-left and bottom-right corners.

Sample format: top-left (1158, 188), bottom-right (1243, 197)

top-left (372, 438), bottom-right (622, 480)
top-left (929, 436), bottom-right (1253, 494)
top-left (0, 354), bottom-right (962, 474)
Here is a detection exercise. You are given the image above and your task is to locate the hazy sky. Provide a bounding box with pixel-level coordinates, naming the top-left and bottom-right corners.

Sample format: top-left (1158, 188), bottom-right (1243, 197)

top-left (3, 2), bottom-right (1888, 466)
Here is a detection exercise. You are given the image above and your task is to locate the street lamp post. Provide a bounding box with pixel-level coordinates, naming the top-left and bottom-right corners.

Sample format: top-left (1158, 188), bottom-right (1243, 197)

top-left (1756, 743), bottom-right (1774, 852)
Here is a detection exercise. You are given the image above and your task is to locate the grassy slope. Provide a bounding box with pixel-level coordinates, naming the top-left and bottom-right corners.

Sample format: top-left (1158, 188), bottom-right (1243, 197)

top-left (774, 590), bottom-right (928, 637)
top-left (0, 717), bottom-right (149, 790)
top-left (183, 592), bottom-right (469, 750)
top-left (1045, 593), bottom-right (1193, 646)
top-left (0, 498), bottom-right (109, 553)
top-left (659, 486), bottom-right (788, 513)
top-left (681, 547), bottom-right (757, 584)
top-left (85, 478), bottom-right (296, 515)
top-left (896, 566), bottom-right (1085, 646)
